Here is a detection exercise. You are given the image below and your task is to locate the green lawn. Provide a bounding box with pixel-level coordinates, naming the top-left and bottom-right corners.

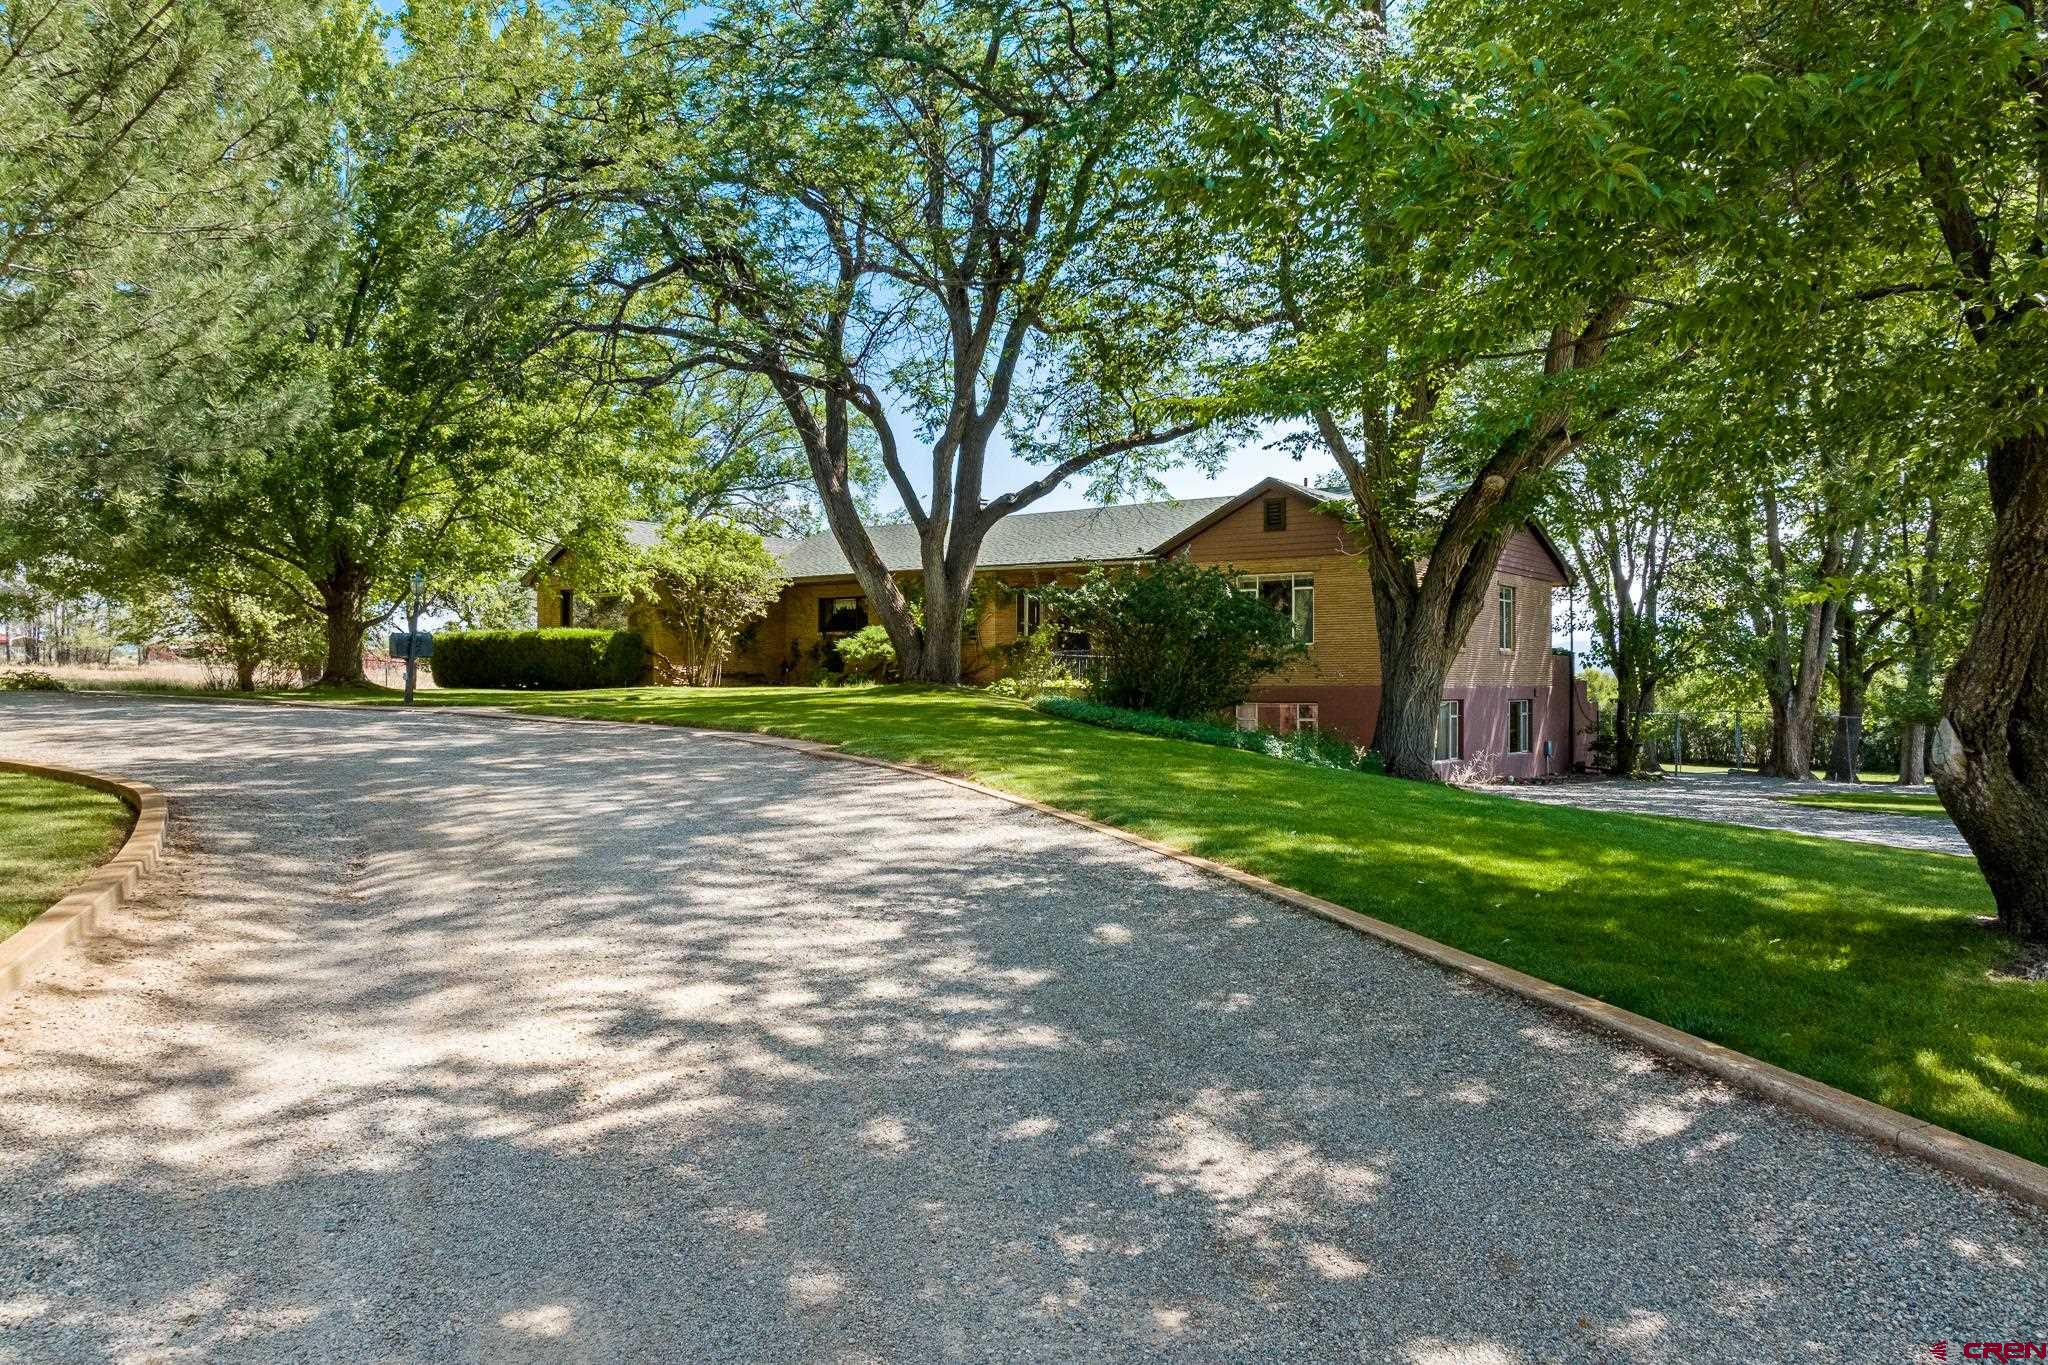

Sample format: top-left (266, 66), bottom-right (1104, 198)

top-left (0, 771), bottom-right (134, 939)
top-left (78, 679), bottom-right (2046, 1164)
top-left (1776, 790), bottom-right (1953, 820)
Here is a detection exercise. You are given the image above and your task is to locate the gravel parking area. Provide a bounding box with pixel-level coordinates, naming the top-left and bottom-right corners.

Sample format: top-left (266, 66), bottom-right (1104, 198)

top-left (0, 696), bottom-right (2038, 1363)
top-left (1496, 770), bottom-right (1971, 856)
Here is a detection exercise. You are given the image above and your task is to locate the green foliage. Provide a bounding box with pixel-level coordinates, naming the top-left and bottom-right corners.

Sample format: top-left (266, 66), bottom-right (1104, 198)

top-left (504, 0), bottom-right (1251, 678)
top-left (835, 626), bottom-right (897, 684)
top-left (12, 0), bottom-right (627, 684)
top-left (1036, 695), bottom-right (1377, 772)
top-left (185, 566), bottom-right (324, 690)
top-left (1041, 560), bottom-right (1304, 718)
top-left (0, 670), bottom-right (67, 693)
top-left (635, 523), bottom-right (788, 685)
top-left (987, 627), bottom-right (1072, 700)
top-left (430, 629), bottom-right (647, 691)
top-left (1, 0), bottom-right (318, 488)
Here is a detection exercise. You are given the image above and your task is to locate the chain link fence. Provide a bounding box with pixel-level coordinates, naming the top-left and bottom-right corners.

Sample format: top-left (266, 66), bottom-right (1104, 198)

top-left (1630, 710), bottom-right (1913, 777)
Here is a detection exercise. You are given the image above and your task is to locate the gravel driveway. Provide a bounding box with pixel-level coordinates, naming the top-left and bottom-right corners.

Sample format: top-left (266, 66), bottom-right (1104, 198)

top-left (1496, 771), bottom-right (1972, 856)
top-left (0, 696), bottom-right (2039, 1364)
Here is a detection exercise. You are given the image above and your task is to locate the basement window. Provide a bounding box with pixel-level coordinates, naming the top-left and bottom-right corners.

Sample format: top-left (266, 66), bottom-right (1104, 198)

top-left (1434, 700), bottom-right (1463, 762)
top-left (1508, 699), bottom-right (1532, 754)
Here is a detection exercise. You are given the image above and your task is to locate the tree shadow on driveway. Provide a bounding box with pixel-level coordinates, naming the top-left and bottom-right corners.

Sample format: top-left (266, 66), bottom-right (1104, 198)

top-left (0, 697), bottom-right (2040, 1363)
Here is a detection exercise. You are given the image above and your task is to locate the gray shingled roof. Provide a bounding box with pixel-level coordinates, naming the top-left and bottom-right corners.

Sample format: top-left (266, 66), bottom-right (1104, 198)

top-left (624, 496), bottom-right (1235, 581)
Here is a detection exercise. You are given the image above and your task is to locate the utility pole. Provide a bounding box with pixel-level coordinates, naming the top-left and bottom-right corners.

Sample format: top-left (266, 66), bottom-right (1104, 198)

top-left (404, 570), bottom-right (423, 705)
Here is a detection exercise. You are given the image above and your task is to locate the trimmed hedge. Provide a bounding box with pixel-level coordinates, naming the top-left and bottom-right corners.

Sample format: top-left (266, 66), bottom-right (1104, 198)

top-left (429, 629), bottom-right (648, 690)
top-left (1033, 695), bottom-right (1380, 773)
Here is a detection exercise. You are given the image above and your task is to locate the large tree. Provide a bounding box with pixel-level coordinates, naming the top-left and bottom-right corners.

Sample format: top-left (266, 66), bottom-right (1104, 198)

top-left (19, 0), bottom-right (620, 684)
top-left (1546, 411), bottom-right (1703, 776)
top-left (1575, 0), bottom-right (2046, 931)
top-left (2, 0), bottom-right (316, 489)
top-left (514, 0), bottom-right (1243, 682)
top-left (1882, 463), bottom-right (1993, 785)
top-left (1183, 3), bottom-right (1723, 777)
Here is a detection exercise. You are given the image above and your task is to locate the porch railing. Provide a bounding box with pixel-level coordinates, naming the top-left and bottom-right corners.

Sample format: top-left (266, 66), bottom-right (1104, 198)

top-left (1051, 651), bottom-right (1104, 683)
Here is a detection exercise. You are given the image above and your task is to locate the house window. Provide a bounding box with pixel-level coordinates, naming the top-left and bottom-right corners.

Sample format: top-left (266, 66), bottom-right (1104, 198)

top-left (1236, 573), bottom-right (1314, 643)
top-left (1498, 584), bottom-right (1517, 650)
top-left (1016, 589), bottom-right (1044, 636)
top-left (818, 596), bottom-right (867, 634)
top-left (1016, 590), bottom-right (1090, 651)
top-left (1263, 497), bottom-right (1288, 531)
top-left (1295, 702), bottom-right (1319, 732)
top-left (558, 589), bottom-right (574, 627)
top-left (1507, 699), bottom-right (1532, 754)
top-left (1434, 700), bottom-right (1462, 762)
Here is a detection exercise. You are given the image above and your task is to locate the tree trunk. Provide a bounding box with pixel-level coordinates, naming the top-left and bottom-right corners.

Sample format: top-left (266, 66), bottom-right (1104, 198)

top-left (1369, 557), bottom-right (1492, 779)
top-left (1374, 623), bottom-right (1458, 780)
top-left (1900, 723), bottom-right (1927, 784)
top-left (1763, 692), bottom-right (1791, 777)
top-left (235, 655), bottom-right (259, 692)
top-left (1612, 692), bottom-right (1640, 776)
top-left (908, 567), bottom-right (968, 685)
top-left (315, 565), bottom-right (371, 686)
top-left (1827, 605), bottom-right (1863, 782)
top-left (1935, 431), bottom-right (2048, 942)
top-left (1771, 599), bottom-right (1838, 779)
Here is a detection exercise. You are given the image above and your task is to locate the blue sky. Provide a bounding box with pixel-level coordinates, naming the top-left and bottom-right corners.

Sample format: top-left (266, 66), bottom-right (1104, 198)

top-left (966, 439), bottom-right (1343, 515)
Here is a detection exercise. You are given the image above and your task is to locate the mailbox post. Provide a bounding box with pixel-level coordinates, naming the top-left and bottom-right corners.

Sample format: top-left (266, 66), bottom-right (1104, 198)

top-left (404, 571), bottom-right (423, 705)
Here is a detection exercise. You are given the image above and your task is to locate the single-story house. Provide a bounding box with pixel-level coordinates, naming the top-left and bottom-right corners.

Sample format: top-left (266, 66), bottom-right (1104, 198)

top-left (536, 478), bottom-right (1595, 778)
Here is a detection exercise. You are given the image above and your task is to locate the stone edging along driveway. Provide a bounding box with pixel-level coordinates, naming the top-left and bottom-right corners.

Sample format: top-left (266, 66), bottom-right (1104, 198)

top-left (0, 758), bottom-right (170, 999)
top-left (46, 692), bottom-right (2048, 1212)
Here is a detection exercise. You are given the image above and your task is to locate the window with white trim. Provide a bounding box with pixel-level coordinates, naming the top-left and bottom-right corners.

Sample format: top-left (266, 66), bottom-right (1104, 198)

top-left (1498, 583), bottom-right (1517, 650)
top-left (1015, 588), bottom-right (1090, 651)
top-left (1236, 573), bottom-right (1314, 643)
top-left (1507, 699), bottom-right (1532, 754)
top-left (1434, 699), bottom-right (1462, 762)
top-left (1016, 589), bottom-right (1044, 636)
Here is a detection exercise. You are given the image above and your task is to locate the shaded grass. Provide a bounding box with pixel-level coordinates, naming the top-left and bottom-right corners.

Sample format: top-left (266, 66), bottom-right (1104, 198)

top-left (1776, 790), bottom-right (1952, 820)
top-left (100, 680), bottom-right (2048, 1164)
top-left (0, 772), bottom-right (134, 939)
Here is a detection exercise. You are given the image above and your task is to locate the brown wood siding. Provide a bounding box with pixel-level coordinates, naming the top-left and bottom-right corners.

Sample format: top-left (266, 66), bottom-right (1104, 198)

top-left (1177, 489), bottom-right (1362, 562)
top-left (1497, 527), bottom-right (1569, 583)
top-left (1179, 493), bottom-right (1379, 688)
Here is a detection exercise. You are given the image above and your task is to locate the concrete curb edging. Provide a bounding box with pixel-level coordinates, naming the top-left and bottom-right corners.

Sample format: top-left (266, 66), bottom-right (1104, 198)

top-left (39, 691), bottom-right (2048, 1210)
top-left (0, 759), bottom-right (169, 999)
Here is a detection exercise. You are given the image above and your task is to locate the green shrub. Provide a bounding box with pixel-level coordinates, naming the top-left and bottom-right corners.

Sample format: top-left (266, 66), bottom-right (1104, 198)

top-left (1040, 560), bottom-right (1305, 717)
top-left (836, 625), bottom-right (897, 683)
top-left (430, 629), bottom-right (647, 690)
top-left (987, 626), bottom-right (1071, 699)
top-left (987, 672), bottom-right (1082, 701)
top-left (1034, 695), bottom-right (1379, 772)
top-left (0, 669), bottom-right (66, 692)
